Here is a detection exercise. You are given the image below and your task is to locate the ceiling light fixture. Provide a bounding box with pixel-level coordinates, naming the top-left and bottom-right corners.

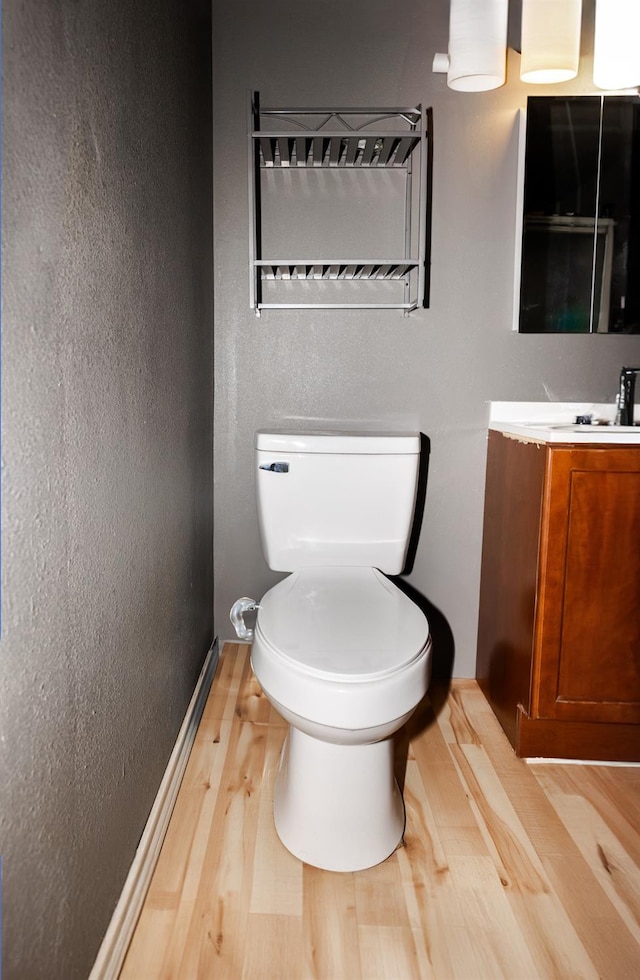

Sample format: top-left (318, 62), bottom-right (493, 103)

top-left (520, 0), bottom-right (582, 84)
top-left (433, 0), bottom-right (509, 92)
top-left (593, 0), bottom-right (640, 90)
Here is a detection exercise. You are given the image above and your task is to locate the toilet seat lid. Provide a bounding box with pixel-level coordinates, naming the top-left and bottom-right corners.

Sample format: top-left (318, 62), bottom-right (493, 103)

top-left (256, 567), bottom-right (429, 681)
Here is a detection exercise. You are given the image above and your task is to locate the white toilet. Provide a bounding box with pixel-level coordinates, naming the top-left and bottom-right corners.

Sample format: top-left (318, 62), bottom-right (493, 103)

top-left (230, 430), bottom-right (431, 872)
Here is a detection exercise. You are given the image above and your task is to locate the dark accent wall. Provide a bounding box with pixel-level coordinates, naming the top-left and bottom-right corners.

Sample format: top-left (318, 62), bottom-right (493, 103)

top-left (1, 2), bottom-right (213, 976)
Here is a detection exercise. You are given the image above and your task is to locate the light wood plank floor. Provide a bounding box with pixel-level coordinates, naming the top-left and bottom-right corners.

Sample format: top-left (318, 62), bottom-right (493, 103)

top-left (121, 643), bottom-right (640, 979)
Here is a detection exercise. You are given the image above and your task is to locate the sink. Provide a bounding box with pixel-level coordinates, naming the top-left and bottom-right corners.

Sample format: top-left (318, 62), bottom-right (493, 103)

top-left (524, 423), bottom-right (640, 434)
top-left (510, 420), bottom-right (640, 443)
top-left (489, 403), bottom-right (640, 444)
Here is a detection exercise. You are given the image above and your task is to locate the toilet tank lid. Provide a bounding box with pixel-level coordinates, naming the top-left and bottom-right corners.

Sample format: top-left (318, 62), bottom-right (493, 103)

top-left (255, 430), bottom-right (420, 454)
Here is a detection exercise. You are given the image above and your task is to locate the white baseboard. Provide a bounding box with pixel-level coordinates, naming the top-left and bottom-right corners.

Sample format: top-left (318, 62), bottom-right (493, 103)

top-left (89, 638), bottom-right (219, 980)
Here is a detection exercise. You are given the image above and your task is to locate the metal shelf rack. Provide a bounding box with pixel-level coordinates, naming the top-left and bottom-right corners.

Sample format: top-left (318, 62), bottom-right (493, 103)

top-left (248, 92), bottom-right (431, 315)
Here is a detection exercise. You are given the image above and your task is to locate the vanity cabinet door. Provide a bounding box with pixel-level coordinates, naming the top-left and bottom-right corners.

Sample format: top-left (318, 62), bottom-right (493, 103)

top-left (533, 446), bottom-right (640, 725)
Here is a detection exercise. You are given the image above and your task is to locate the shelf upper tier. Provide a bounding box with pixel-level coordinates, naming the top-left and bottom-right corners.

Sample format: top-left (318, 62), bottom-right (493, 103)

top-left (253, 132), bottom-right (421, 169)
top-left (252, 102), bottom-right (424, 170)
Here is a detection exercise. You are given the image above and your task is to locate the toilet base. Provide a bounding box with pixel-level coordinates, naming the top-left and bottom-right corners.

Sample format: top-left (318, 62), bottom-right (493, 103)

top-left (273, 726), bottom-right (405, 872)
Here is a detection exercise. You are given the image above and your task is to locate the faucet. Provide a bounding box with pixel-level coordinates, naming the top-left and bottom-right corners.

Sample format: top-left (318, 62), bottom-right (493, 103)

top-left (616, 366), bottom-right (640, 426)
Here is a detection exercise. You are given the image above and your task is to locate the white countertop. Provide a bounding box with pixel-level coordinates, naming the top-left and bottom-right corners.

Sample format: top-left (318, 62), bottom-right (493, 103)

top-left (488, 402), bottom-right (640, 445)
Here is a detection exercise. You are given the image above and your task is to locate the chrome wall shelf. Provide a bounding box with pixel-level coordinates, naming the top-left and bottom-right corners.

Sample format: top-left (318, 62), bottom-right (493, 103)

top-left (248, 93), bottom-right (431, 315)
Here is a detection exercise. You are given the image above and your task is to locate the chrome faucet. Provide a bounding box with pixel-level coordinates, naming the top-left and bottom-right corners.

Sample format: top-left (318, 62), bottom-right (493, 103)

top-left (616, 366), bottom-right (640, 426)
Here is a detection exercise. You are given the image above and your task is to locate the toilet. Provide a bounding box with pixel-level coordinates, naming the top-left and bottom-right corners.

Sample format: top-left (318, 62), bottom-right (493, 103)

top-left (230, 430), bottom-right (431, 872)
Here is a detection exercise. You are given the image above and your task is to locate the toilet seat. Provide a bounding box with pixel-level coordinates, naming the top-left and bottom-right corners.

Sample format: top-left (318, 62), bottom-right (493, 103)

top-left (255, 566), bottom-right (428, 682)
top-left (251, 566), bottom-right (431, 736)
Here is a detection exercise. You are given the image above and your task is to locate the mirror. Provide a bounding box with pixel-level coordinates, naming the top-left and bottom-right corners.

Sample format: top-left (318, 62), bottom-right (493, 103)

top-left (518, 96), bottom-right (640, 334)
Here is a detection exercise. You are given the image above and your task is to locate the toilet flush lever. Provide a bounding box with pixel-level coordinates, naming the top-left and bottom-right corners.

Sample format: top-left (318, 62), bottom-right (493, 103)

top-left (230, 597), bottom-right (260, 641)
top-left (259, 462), bottom-right (289, 473)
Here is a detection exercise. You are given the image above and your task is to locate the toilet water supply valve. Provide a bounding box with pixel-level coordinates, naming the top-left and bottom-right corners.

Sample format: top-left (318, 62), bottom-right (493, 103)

top-left (230, 597), bottom-right (260, 641)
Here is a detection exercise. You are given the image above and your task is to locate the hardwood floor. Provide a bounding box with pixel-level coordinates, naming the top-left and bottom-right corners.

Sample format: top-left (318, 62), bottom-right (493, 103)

top-left (120, 643), bottom-right (640, 979)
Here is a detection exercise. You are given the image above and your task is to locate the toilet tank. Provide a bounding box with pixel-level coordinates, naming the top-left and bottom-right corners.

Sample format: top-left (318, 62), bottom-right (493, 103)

top-left (255, 430), bottom-right (421, 574)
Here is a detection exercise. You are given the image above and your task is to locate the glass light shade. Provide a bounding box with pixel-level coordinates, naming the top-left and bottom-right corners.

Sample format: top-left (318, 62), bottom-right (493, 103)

top-left (593, 0), bottom-right (640, 90)
top-left (520, 0), bottom-right (582, 84)
top-left (447, 0), bottom-right (509, 92)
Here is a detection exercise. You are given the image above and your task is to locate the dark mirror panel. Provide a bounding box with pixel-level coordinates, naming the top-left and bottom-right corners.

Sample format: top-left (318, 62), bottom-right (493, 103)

top-left (599, 98), bottom-right (640, 333)
top-left (518, 96), bottom-right (640, 334)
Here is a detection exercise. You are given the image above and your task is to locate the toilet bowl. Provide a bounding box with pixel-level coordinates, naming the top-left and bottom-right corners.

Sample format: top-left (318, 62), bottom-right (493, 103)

top-left (252, 567), bottom-right (430, 740)
top-left (231, 429), bottom-right (431, 872)
top-left (250, 566), bottom-right (431, 871)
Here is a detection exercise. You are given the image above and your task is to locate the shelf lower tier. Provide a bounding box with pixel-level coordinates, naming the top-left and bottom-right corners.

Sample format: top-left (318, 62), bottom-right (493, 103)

top-left (255, 260), bottom-right (418, 281)
top-left (251, 256), bottom-right (424, 313)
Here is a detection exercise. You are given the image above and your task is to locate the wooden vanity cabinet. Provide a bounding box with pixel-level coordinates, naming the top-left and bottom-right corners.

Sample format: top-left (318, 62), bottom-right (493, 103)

top-left (476, 430), bottom-right (640, 761)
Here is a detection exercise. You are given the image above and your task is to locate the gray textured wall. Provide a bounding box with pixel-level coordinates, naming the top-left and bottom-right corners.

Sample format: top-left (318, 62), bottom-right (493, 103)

top-left (1, 2), bottom-right (213, 977)
top-left (213, 0), bottom-right (640, 676)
